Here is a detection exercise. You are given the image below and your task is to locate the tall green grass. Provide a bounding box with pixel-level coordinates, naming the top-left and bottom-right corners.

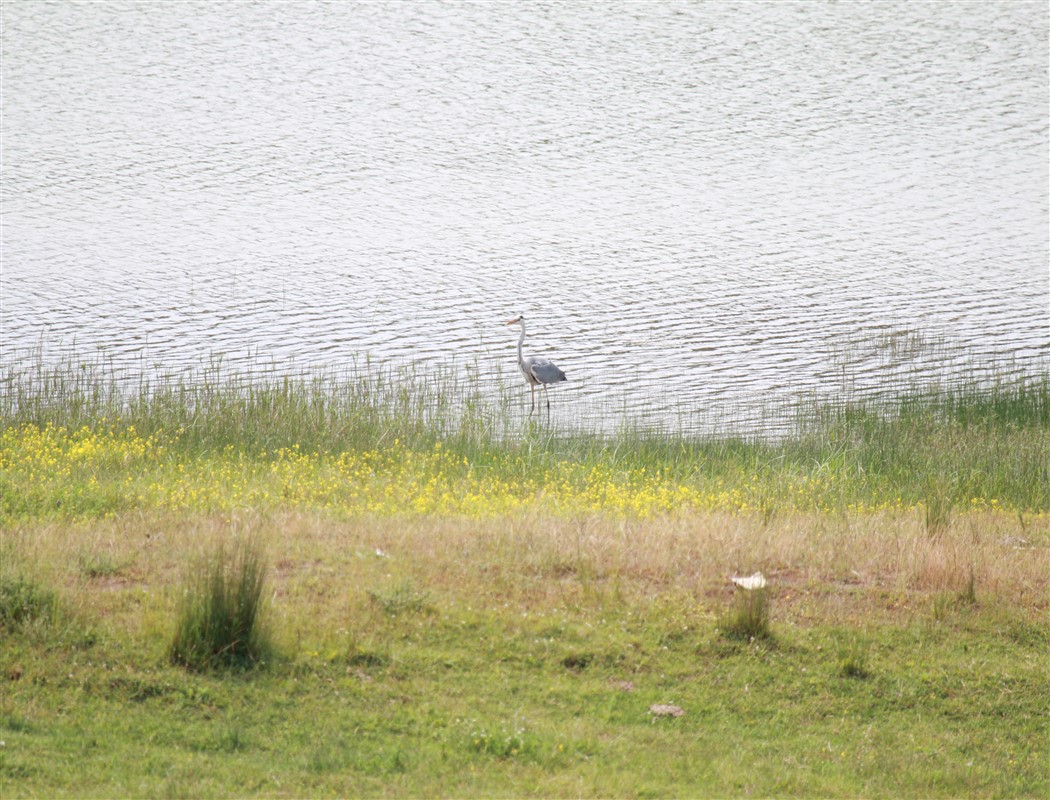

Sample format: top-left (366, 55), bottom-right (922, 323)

top-left (721, 585), bottom-right (771, 641)
top-left (169, 537), bottom-right (271, 671)
top-left (1, 351), bottom-right (486, 454)
top-left (3, 348), bottom-right (1048, 512)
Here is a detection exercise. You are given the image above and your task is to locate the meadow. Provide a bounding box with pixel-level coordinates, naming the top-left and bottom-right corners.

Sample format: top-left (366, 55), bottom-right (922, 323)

top-left (2, 355), bottom-right (1048, 797)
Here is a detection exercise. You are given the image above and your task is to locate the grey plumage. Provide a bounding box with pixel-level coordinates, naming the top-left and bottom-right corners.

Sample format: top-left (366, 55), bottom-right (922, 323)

top-left (506, 315), bottom-right (567, 412)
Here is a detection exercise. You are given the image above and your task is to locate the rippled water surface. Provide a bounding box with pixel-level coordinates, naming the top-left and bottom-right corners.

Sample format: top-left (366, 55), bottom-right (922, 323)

top-left (3, 1), bottom-right (1048, 431)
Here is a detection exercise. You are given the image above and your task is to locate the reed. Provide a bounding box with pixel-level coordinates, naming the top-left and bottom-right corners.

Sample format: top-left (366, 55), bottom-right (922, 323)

top-left (0, 351), bottom-right (476, 454)
top-left (2, 349), bottom-right (1048, 518)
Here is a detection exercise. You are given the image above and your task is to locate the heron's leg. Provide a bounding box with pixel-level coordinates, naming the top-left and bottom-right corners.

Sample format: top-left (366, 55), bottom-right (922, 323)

top-left (543, 383), bottom-right (551, 411)
top-left (529, 383), bottom-right (535, 413)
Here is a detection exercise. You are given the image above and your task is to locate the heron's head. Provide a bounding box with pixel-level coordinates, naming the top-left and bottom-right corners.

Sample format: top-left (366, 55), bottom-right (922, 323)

top-left (505, 315), bottom-right (524, 326)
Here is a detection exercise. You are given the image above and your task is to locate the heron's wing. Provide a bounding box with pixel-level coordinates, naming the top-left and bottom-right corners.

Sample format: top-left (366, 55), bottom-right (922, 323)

top-left (526, 357), bottom-right (567, 385)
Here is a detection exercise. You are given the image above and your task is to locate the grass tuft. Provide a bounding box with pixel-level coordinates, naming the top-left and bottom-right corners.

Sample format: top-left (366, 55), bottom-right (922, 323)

top-left (466, 721), bottom-right (537, 761)
top-left (835, 633), bottom-right (871, 679)
top-left (77, 550), bottom-right (128, 579)
top-left (169, 536), bottom-right (271, 671)
top-left (721, 585), bottom-right (771, 641)
top-left (931, 592), bottom-right (957, 623)
top-left (0, 571), bottom-right (58, 630)
top-left (959, 564), bottom-right (977, 605)
top-left (924, 481), bottom-right (954, 535)
top-left (367, 581), bottom-right (433, 617)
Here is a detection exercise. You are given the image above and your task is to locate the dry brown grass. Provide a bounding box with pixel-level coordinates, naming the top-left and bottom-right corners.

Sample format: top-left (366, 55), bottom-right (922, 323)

top-left (4, 508), bottom-right (1047, 644)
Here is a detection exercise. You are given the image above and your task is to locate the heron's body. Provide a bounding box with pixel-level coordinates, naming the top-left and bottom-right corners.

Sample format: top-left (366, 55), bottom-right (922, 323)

top-left (507, 315), bottom-right (566, 411)
top-left (519, 355), bottom-right (565, 387)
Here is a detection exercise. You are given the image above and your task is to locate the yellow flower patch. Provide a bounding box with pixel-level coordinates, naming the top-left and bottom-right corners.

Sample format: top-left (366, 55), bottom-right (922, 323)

top-left (1, 423), bottom-right (930, 521)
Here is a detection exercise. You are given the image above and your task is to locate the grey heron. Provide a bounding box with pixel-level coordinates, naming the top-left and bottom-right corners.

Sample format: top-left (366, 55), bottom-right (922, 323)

top-left (506, 315), bottom-right (567, 412)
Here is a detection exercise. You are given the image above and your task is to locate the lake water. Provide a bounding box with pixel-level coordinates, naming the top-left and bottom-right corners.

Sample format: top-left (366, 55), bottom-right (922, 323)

top-left (3, 1), bottom-right (1048, 433)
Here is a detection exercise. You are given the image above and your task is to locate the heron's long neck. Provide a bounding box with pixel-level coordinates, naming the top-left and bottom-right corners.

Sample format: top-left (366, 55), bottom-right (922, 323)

top-left (517, 323), bottom-right (526, 368)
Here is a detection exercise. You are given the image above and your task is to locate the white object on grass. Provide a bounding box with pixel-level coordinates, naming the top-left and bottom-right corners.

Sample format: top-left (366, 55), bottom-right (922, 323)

top-left (731, 572), bottom-right (767, 591)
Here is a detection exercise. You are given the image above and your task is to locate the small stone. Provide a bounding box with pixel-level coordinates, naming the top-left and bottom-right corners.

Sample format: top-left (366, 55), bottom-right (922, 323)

top-left (649, 703), bottom-right (684, 718)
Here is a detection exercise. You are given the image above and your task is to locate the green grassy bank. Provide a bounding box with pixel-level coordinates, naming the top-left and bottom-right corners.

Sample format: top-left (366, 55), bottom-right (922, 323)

top-left (2, 510), bottom-right (1048, 798)
top-left (2, 356), bottom-right (1048, 797)
top-left (2, 356), bottom-right (1048, 520)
